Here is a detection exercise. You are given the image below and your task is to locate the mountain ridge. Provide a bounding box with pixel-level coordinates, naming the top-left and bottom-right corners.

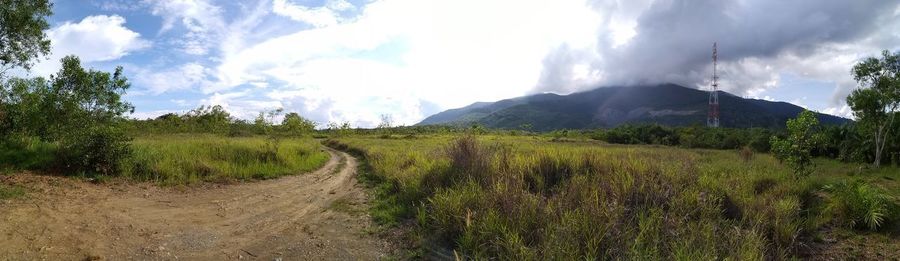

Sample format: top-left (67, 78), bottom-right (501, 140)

top-left (417, 84), bottom-right (850, 131)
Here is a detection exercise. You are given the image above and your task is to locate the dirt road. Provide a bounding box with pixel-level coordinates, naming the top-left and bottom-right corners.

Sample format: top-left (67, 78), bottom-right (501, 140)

top-left (0, 148), bottom-right (391, 260)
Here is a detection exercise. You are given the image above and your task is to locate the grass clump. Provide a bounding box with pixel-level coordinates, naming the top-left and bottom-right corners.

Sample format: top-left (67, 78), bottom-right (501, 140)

top-left (825, 180), bottom-right (898, 230)
top-left (0, 184), bottom-right (25, 199)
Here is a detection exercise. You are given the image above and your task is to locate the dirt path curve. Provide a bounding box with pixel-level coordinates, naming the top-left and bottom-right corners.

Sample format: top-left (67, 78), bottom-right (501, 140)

top-left (0, 148), bottom-right (390, 260)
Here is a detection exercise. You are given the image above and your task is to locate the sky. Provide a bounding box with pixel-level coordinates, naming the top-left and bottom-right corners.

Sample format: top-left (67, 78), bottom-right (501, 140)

top-left (21, 0), bottom-right (900, 127)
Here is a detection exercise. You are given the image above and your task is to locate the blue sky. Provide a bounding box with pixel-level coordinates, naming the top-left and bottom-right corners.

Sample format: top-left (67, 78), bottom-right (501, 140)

top-left (25, 0), bottom-right (900, 127)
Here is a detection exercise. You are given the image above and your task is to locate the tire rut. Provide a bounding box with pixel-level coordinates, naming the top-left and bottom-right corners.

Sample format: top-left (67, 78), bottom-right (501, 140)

top-left (0, 148), bottom-right (388, 260)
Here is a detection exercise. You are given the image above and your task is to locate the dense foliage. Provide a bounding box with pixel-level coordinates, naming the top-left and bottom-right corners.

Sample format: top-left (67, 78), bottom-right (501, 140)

top-left (771, 110), bottom-right (824, 177)
top-left (848, 50), bottom-right (900, 167)
top-left (589, 124), bottom-right (773, 152)
top-left (127, 105), bottom-right (319, 137)
top-left (0, 0), bottom-right (52, 73)
top-left (1, 56), bottom-right (134, 175)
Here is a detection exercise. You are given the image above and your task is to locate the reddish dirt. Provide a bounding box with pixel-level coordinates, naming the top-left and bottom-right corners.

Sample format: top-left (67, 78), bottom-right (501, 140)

top-left (0, 149), bottom-right (393, 260)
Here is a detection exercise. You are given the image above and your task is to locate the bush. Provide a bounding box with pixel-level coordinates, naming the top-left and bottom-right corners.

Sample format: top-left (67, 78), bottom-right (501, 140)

top-left (771, 110), bottom-right (823, 178)
top-left (58, 125), bottom-right (132, 175)
top-left (825, 180), bottom-right (897, 230)
top-left (1, 56), bottom-right (135, 176)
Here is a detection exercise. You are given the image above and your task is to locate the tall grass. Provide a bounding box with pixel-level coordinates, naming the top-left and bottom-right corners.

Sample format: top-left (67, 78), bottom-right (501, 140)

top-left (123, 134), bottom-right (329, 185)
top-left (328, 134), bottom-right (900, 259)
top-left (0, 136), bottom-right (57, 172)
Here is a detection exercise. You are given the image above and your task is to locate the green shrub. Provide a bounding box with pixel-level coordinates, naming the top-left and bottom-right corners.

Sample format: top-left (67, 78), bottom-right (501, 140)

top-left (57, 125), bottom-right (131, 175)
top-left (771, 110), bottom-right (823, 178)
top-left (825, 180), bottom-right (897, 230)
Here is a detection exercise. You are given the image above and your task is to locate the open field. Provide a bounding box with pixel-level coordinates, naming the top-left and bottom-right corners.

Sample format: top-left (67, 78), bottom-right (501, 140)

top-left (326, 134), bottom-right (900, 260)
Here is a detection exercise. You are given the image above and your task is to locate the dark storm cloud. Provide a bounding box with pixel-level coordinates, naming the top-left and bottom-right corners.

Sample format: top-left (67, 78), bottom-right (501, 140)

top-left (538, 0), bottom-right (900, 95)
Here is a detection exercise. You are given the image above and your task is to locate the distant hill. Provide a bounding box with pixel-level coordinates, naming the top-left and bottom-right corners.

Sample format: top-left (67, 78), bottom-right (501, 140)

top-left (417, 84), bottom-right (850, 131)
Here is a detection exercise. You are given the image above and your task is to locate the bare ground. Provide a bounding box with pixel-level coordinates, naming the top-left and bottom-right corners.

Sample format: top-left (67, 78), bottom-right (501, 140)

top-left (0, 148), bottom-right (393, 260)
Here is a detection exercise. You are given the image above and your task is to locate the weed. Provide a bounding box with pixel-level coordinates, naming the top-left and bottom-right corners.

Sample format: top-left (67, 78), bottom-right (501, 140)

top-left (0, 184), bottom-right (25, 199)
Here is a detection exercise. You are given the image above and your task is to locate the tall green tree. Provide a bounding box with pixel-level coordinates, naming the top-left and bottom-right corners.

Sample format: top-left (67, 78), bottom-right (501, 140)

top-left (0, 0), bottom-right (52, 75)
top-left (281, 112), bottom-right (316, 136)
top-left (771, 110), bottom-right (823, 177)
top-left (848, 50), bottom-right (900, 167)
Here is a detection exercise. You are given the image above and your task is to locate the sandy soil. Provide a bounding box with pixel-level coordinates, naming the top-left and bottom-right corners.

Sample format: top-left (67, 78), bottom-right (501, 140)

top-left (0, 148), bottom-right (392, 260)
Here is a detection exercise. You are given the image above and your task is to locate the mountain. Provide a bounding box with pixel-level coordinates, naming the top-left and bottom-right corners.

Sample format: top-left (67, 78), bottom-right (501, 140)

top-left (417, 84), bottom-right (850, 131)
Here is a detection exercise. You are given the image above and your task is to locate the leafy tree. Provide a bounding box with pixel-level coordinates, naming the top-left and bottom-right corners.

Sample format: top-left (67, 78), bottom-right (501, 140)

top-left (185, 105), bottom-right (232, 133)
top-left (770, 110), bottom-right (823, 177)
top-left (1, 56), bottom-right (134, 175)
top-left (0, 77), bottom-right (49, 137)
top-left (280, 112), bottom-right (316, 136)
top-left (0, 0), bottom-right (52, 74)
top-left (327, 121), bottom-right (353, 137)
top-left (848, 50), bottom-right (900, 167)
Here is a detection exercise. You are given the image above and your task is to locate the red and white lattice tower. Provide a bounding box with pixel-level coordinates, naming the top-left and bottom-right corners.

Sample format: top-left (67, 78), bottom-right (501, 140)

top-left (707, 42), bottom-right (720, 128)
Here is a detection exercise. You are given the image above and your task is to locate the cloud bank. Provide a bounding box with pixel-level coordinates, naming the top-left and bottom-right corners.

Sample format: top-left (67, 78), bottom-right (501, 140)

top-left (537, 0), bottom-right (900, 111)
top-left (75, 0), bottom-right (900, 125)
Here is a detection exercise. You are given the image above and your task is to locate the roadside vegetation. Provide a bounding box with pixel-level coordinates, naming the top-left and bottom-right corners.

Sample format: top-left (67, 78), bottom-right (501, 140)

top-left (124, 135), bottom-right (327, 185)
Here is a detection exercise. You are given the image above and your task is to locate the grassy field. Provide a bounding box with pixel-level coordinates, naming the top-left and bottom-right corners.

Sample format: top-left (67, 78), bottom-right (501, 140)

top-left (123, 134), bottom-right (330, 185)
top-left (326, 134), bottom-right (899, 260)
top-left (1, 134), bottom-right (330, 185)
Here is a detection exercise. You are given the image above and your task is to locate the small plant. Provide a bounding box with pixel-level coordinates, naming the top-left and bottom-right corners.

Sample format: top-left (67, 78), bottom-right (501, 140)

top-left (825, 180), bottom-right (897, 230)
top-left (770, 110), bottom-right (823, 177)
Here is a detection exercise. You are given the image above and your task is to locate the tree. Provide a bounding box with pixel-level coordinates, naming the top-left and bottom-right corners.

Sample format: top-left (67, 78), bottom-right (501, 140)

top-left (770, 110), bottom-right (823, 177)
top-left (185, 105), bottom-right (232, 133)
top-left (281, 112), bottom-right (316, 136)
top-left (327, 121), bottom-right (353, 137)
top-left (848, 50), bottom-right (900, 167)
top-left (255, 108), bottom-right (284, 161)
top-left (0, 0), bottom-right (52, 75)
top-left (1, 56), bottom-right (135, 175)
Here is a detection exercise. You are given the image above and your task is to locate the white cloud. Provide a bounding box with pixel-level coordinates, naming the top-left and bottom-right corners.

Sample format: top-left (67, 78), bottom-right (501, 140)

top-left (207, 0), bottom-right (603, 126)
top-left (823, 104), bottom-right (853, 119)
top-left (272, 0), bottom-right (354, 27)
top-left (147, 0), bottom-right (226, 55)
top-left (32, 15), bottom-right (149, 76)
top-left (132, 62), bottom-right (213, 95)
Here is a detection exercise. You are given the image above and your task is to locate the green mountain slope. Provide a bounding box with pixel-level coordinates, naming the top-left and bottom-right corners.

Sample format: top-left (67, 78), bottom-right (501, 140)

top-left (417, 84), bottom-right (850, 131)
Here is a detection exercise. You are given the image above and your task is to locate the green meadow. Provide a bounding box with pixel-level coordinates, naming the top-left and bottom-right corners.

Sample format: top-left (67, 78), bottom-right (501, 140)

top-left (1, 135), bottom-right (329, 185)
top-left (326, 134), bottom-right (900, 260)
